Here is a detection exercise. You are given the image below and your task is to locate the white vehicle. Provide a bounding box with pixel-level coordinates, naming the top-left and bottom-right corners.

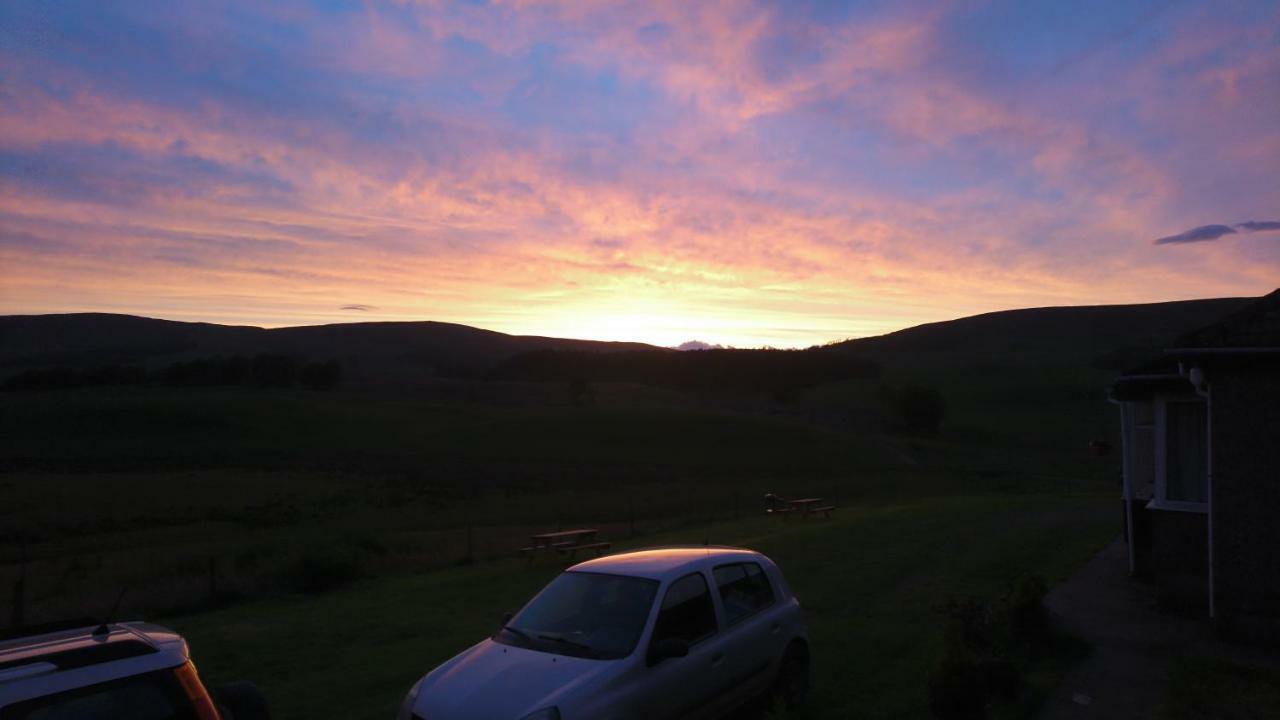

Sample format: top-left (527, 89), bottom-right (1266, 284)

top-left (0, 621), bottom-right (268, 720)
top-left (398, 547), bottom-right (810, 720)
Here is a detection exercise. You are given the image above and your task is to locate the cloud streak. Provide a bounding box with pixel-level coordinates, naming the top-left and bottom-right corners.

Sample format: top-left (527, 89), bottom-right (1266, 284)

top-left (1154, 224), bottom-right (1238, 245)
top-left (1237, 220), bottom-right (1280, 233)
top-left (1155, 220), bottom-right (1280, 244)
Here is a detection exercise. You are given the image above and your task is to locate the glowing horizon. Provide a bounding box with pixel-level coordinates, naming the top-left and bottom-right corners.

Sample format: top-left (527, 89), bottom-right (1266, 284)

top-left (2, 1), bottom-right (1278, 349)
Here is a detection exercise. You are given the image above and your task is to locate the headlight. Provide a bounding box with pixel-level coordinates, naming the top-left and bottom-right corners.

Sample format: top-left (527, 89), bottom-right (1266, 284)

top-left (519, 708), bottom-right (561, 720)
top-left (396, 681), bottom-right (422, 720)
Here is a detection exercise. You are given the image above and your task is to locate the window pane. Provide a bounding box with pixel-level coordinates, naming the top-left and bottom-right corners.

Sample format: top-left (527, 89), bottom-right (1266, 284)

top-left (1, 669), bottom-right (196, 720)
top-left (714, 563), bottom-right (775, 625)
top-left (1166, 401), bottom-right (1207, 503)
top-left (651, 573), bottom-right (716, 646)
top-left (1134, 401), bottom-right (1154, 427)
top-left (1133, 427), bottom-right (1155, 497)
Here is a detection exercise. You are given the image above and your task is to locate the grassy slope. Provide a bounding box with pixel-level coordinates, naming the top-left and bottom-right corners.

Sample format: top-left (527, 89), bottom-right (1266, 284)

top-left (0, 387), bottom-right (898, 474)
top-left (1158, 657), bottom-right (1280, 720)
top-left (172, 493), bottom-right (1116, 720)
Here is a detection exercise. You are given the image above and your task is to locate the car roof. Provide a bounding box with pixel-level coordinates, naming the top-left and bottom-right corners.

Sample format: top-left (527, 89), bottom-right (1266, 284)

top-left (0, 622), bottom-right (190, 706)
top-left (568, 546), bottom-right (767, 581)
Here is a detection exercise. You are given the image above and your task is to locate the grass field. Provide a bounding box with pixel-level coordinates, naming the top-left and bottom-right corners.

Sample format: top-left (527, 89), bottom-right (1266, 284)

top-left (1, 371), bottom-right (1120, 620)
top-left (168, 493), bottom-right (1116, 720)
top-left (2, 367), bottom-right (1123, 718)
top-left (1158, 656), bottom-right (1280, 720)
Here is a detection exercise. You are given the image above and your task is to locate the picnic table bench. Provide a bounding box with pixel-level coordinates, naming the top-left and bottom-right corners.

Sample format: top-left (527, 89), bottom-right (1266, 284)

top-left (520, 528), bottom-right (611, 560)
top-left (765, 494), bottom-right (836, 519)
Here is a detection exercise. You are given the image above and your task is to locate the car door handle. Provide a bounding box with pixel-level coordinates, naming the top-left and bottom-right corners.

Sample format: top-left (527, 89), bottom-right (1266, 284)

top-left (770, 623), bottom-right (781, 635)
top-left (710, 652), bottom-right (724, 667)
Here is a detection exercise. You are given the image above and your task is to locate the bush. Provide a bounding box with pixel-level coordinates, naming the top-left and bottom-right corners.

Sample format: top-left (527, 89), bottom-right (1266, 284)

top-left (928, 655), bottom-right (986, 720)
top-left (980, 657), bottom-right (1022, 699)
top-left (940, 596), bottom-right (993, 655)
top-left (878, 384), bottom-right (946, 435)
top-left (931, 585), bottom-right (1042, 718)
top-left (283, 540), bottom-right (365, 594)
top-left (300, 360), bottom-right (342, 390)
top-left (1004, 575), bottom-right (1050, 642)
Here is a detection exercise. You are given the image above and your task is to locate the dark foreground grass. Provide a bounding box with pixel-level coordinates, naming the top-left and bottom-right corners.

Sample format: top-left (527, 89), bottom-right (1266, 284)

top-left (170, 493), bottom-right (1115, 720)
top-left (1158, 656), bottom-right (1280, 720)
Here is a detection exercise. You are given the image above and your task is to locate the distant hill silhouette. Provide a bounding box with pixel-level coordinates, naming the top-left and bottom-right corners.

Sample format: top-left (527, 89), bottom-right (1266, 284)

top-left (0, 295), bottom-right (1262, 387)
top-left (822, 296), bottom-right (1256, 369)
top-left (0, 313), bottom-right (658, 385)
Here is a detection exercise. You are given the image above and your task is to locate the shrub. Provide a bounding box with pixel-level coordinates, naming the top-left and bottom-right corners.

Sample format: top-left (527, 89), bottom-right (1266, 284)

top-left (1004, 575), bottom-right (1050, 642)
top-left (928, 655), bottom-right (986, 720)
top-left (878, 383), bottom-right (946, 435)
top-left (979, 657), bottom-right (1022, 699)
top-left (939, 596), bottom-right (993, 655)
top-left (300, 360), bottom-right (342, 390)
top-left (283, 540), bottom-right (364, 594)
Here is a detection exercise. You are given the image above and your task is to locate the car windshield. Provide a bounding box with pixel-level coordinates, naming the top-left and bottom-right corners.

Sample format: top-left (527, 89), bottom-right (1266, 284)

top-left (496, 571), bottom-right (659, 660)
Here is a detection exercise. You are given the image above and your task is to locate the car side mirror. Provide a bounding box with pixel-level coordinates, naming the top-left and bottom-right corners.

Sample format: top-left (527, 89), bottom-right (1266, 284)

top-left (647, 638), bottom-right (690, 667)
top-left (213, 681), bottom-right (270, 720)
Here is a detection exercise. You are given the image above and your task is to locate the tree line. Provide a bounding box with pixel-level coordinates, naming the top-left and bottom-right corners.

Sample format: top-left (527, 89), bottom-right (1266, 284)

top-left (489, 348), bottom-right (882, 394)
top-left (1, 354), bottom-right (343, 392)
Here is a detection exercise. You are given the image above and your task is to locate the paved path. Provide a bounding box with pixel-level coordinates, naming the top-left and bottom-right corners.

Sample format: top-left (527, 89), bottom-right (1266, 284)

top-left (1039, 537), bottom-right (1280, 719)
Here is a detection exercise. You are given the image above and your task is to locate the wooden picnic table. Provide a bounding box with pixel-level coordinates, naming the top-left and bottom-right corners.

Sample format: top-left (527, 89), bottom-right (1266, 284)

top-left (521, 528), bottom-right (611, 559)
top-left (529, 528), bottom-right (598, 549)
top-left (786, 498), bottom-right (836, 519)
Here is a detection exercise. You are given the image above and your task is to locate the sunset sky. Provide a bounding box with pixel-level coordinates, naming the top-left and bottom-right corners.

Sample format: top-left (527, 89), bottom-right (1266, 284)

top-left (2, 1), bottom-right (1277, 347)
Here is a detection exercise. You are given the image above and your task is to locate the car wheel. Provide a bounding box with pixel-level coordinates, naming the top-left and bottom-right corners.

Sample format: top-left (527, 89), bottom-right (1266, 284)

top-left (213, 680), bottom-right (271, 720)
top-left (772, 641), bottom-right (810, 709)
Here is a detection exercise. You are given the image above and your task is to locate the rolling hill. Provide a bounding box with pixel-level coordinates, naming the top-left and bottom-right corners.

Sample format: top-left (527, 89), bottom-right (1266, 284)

top-left (0, 294), bottom-right (1264, 386)
top-left (0, 313), bottom-right (661, 383)
top-left (822, 296), bottom-right (1256, 369)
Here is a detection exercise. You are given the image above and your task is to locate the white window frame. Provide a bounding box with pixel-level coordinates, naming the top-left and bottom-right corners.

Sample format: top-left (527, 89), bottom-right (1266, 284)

top-left (1147, 394), bottom-right (1208, 514)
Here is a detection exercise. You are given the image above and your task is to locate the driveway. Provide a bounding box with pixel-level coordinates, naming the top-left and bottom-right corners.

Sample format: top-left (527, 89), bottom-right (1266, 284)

top-left (1038, 538), bottom-right (1280, 719)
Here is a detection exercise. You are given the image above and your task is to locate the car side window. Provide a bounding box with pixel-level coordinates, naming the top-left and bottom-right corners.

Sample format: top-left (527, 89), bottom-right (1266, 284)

top-left (650, 572), bottom-right (717, 647)
top-left (713, 562), bottom-right (776, 625)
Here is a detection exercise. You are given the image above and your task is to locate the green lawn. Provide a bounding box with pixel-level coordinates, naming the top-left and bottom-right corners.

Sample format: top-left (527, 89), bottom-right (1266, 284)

top-left (170, 493), bottom-right (1116, 720)
top-left (1158, 656), bottom-right (1280, 720)
top-left (2, 381), bottom-right (1123, 718)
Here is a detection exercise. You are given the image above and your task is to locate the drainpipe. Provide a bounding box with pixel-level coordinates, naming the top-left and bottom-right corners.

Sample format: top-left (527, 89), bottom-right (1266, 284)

top-left (1110, 395), bottom-right (1136, 575)
top-left (1189, 366), bottom-right (1214, 619)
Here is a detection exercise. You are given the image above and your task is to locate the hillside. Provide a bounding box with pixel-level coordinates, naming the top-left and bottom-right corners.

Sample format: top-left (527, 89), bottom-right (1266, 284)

top-left (0, 313), bottom-right (660, 382)
top-left (0, 295), bottom-right (1263, 387)
top-left (824, 296), bottom-right (1255, 369)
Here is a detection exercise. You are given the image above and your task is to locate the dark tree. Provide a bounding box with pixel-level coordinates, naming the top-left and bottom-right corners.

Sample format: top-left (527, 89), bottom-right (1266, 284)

top-left (878, 383), bottom-right (946, 435)
top-left (300, 360), bottom-right (343, 390)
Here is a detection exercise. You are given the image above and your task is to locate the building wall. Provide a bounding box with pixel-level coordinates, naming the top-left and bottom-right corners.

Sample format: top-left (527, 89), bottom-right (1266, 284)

top-left (1145, 507), bottom-right (1208, 613)
top-left (1211, 364), bottom-right (1280, 641)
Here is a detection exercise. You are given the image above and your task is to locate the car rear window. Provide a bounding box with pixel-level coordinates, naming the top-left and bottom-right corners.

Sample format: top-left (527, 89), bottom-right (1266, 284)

top-left (0, 667), bottom-right (198, 720)
top-left (713, 562), bottom-right (776, 624)
top-left (650, 572), bottom-right (717, 647)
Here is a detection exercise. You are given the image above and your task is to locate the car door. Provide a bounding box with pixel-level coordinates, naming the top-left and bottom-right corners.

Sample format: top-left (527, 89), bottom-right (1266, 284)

top-left (711, 561), bottom-right (784, 702)
top-left (635, 571), bottom-right (728, 720)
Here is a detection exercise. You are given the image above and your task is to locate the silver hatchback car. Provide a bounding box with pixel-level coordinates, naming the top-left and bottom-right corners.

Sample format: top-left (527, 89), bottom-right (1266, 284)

top-left (399, 547), bottom-right (810, 720)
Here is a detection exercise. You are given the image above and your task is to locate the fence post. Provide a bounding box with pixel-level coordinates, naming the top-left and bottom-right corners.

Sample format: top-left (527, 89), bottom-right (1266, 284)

top-left (10, 543), bottom-right (26, 630)
top-left (463, 499), bottom-right (475, 565)
top-left (208, 556), bottom-right (217, 604)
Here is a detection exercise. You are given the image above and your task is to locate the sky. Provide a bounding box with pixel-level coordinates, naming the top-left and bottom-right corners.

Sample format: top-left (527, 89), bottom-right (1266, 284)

top-left (1, 1), bottom-right (1277, 348)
